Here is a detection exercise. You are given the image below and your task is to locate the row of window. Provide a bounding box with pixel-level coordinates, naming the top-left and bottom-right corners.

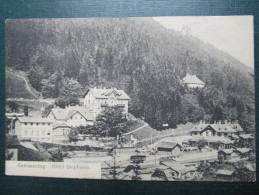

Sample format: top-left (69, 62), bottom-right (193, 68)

top-left (193, 132), bottom-right (236, 137)
top-left (23, 122), bottom-right (51, 126)
top-left (70, 116), bottom-right (83, 120)
top-left (86, 99), bottom-right (127, 104)
top-left (24, 129), bottom-right (51, 136)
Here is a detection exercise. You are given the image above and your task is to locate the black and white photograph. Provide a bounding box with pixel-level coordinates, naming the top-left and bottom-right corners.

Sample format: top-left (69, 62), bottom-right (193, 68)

top-left (5, 16), bottom-right (255, 181)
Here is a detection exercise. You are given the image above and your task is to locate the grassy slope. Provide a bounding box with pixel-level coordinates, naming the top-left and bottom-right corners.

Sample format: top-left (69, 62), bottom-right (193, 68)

top-left (5, 71), bottom-right (38, 99)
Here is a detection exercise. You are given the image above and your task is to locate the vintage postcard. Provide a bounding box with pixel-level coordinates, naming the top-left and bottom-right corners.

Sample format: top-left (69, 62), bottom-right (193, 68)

top-left (5, 16), bottom-right (255, 181)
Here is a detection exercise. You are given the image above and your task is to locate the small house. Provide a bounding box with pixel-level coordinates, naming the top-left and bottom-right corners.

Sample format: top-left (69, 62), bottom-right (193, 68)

top-left (181, 73), bottom-right (205, 89)
top-left (218, 149), bottom-right (233, 163)
top-left (157, 142), bottom-right (182, 155)
top-left (53, 123), bottom-right (71, 142)
top-left (215, 169), bottom-right (237, 181)
top-left (161, 161), bottom-right (197, 180)
top-left (238, 134), bottom-right (254, 147)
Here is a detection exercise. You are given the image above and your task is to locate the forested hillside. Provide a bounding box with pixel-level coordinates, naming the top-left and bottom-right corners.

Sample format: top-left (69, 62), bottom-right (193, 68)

top-left (5, 18), bottom-right (254, 131)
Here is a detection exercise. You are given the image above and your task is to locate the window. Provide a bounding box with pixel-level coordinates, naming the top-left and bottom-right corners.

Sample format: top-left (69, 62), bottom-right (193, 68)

top-left (42, 123), bottom-right (45, 126)
top-left (217, 133), bottom-right (220, 136)
top-left (30, 123), bottom-right (33, 125)
top-left (206, 132), bottom-right (209, 136)
top-left (24, 123), bottom-right (28, 126)
top-left (48, 123), bottom-right (50, 126)
top-left (36, 123), bottom-right (39, 126)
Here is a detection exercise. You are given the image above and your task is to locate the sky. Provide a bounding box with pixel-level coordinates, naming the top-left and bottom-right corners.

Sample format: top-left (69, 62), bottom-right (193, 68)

top-left (153, 16), bottom-right (254, 68)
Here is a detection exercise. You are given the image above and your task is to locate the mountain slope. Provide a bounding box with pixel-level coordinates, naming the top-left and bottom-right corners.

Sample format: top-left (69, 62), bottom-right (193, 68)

top-left (5, 18), bottom-right (254, 131)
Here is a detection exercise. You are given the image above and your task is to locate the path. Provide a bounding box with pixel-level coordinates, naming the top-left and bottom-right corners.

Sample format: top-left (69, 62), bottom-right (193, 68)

top-left (7, 70), bottom-right (39, 99)
top-left (123, 123), bottom-right (148, 136)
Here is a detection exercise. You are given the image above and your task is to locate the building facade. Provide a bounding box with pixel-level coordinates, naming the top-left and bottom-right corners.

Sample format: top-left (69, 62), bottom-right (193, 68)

top-left (83, 87), bottom-right (130, 118)
top-left (186, 121), bottom-right (244, 150)
top-left (191, 121), bottom-right (244, 137)
top-left (14, 117), bottom-right (54, 141)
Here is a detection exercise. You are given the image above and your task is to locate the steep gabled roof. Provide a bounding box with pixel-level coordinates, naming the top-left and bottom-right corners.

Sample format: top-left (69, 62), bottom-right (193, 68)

top-left (47, 106), bottom-right (94, 121)
top-left (47, 108), bottom-right (67, 120)
top-left (66, 107), bottom-right (94, 121)
top-left (181, 73), bottom-right (205, 85)
top-left (84, 87), bottom-right (130, 100)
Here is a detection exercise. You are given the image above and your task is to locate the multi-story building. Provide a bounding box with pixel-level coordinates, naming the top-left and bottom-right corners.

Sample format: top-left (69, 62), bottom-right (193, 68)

top-left (83, 87), bottom-right (130, 118)
top-left (186, 120), bottom-right (244, 150)
top-left (191, 120), bottom-right (244, 137)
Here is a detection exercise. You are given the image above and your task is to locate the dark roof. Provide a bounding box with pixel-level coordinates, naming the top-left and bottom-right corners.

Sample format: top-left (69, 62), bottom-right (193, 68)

top-left (157, 142), bottom-right (181, 149)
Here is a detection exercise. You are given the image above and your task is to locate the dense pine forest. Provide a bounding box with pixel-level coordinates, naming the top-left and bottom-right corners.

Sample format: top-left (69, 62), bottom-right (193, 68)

top-left (5, 18), bottom-right (255, 131)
